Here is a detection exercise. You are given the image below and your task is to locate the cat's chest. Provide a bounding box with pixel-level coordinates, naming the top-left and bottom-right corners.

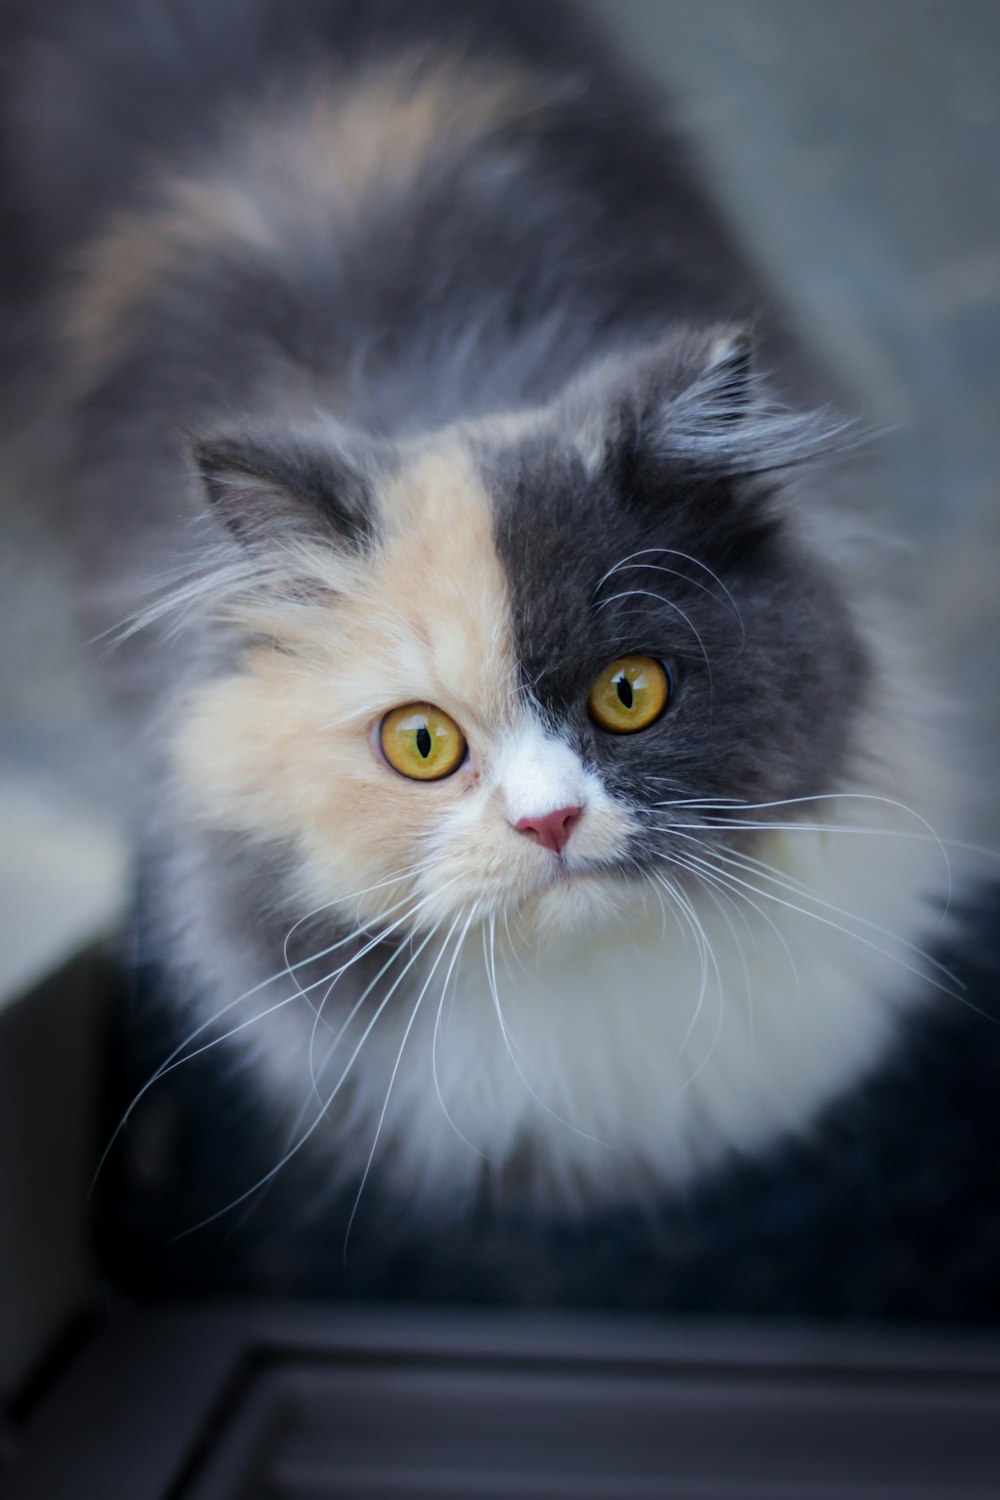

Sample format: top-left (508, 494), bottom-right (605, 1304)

top-left (250, 816), bottom-right (943, 1212)
top-left (347, 876), bottom-right (900, 1209)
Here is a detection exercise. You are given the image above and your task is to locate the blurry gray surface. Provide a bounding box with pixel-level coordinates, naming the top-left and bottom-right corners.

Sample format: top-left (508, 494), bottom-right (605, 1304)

top-left (1, 0), bottom-right (999, 944)
top-left (9, 1304), bottom-right (1000, 1498)
top-left (195, 1357), bottom-right (1000, 1498)
top-left (0, 779), bottom-right (124, 1004)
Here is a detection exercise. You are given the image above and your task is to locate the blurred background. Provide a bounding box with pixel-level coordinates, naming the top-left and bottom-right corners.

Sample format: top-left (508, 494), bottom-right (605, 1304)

top-left (1, 0), bottom-right (999, 994)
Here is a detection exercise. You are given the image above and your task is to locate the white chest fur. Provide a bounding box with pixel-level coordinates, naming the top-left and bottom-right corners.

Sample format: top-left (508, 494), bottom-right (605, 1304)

top-left (307, 803), bottom-right (951, 1213)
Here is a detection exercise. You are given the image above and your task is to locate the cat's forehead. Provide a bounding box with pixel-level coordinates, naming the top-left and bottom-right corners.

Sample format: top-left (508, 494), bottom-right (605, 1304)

top-left (482, 428), bottom-right (674, 709)
top-left (365, 428), bottom-right (687, 717)
top-left (351, 424), bottom-right (750, 744)
top-left (358, 441), bottom-right (519, 732)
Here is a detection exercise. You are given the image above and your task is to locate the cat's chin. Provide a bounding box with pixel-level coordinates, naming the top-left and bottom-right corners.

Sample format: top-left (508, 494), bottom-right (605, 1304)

top-left (512, 865), bottom-right (642, 944)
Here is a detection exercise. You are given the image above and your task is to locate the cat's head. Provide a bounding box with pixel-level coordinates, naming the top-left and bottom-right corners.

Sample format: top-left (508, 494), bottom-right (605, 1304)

top-left (172, 330), bottom-right (866, 946)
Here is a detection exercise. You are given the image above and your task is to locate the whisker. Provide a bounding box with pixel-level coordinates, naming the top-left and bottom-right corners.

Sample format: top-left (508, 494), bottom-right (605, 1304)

top-left (282, 860), bottom-right (429, 967)
top-left (171, 917), bottom-right (449, 1240)
top-left (651, 789), bottom-right (954, 915)
top-left (672, 845), bottom-right (980, 1014)
top-left (595, 548), bottom-right (745, 649)
top-left (342, 911), bottom-right (467, 1259)
top-left (594, 587), bottom-right (714, 692)
top-left (308, 917), bottom-right (434, 1104)
top-left (306, 875), bottom-right (464, 1097)
top-left (500, 905), bottom-right (537, 988)
top-left (637, 864), bottom-right (671, 942)
top-left (650, 869), bottom-right (714, 1063)
top-left (282, 862), bottom-right (443, 1022)
top-left (482, 917), bottom-right (614, 1149)
top-left (677, 836), bottom-right (964, 993)
top-left (679, 857), bottom-right (757, 1045)
top-left (664, 836), bottom-right (802, 1003)
top-left (89, 901), bottom-right (416, 1192)
top-left (431, 905), bottom-right (489, 1157)
top-left (650, 869), bottom-right (726, 1089)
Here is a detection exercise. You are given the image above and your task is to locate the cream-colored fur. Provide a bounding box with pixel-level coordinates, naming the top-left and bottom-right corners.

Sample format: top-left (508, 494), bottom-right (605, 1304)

top-left (170, 438), bottom-right (959, 1213)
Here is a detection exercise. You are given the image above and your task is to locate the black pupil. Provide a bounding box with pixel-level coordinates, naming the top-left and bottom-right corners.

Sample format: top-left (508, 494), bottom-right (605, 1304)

top-left (615, 673), bottom-right (634, 709)
top-left (415, 725), bottom-right (432, 758)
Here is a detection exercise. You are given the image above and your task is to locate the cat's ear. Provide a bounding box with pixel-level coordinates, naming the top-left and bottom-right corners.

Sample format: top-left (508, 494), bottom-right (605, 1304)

top-left (596, 326), bottom-right (756, 450)
top-left (588, 327), bottom-right (845, 481)
top-left (189, 425), bottom-right (380, 553)
top-left (630, 325), bottom-right (766, 455)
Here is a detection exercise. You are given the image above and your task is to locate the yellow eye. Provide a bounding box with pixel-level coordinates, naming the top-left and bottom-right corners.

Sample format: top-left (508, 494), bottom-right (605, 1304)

top-left (379, 702), bottom-right (467, 781)
top-left (587, 656), bottom-right (671, 733)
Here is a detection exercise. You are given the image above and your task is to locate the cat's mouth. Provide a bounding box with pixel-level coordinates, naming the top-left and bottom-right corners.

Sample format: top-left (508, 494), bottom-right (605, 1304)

top-left (540, 849), bottom-right (595, 885)
top-left (532, 847), bottom-right (629, 901)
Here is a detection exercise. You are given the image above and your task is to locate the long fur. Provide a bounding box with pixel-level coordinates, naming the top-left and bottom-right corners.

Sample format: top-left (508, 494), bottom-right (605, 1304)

top-left (0, 0), bottom-right (970, 1224)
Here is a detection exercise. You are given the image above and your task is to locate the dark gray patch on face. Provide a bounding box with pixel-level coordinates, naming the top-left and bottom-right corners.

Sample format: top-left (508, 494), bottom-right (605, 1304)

top-left (482, 378), bottom-right (870, 876)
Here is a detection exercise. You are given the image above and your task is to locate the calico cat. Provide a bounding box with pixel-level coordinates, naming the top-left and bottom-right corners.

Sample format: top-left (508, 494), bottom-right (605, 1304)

top-left (0, 0), bottom-right (964, 1227)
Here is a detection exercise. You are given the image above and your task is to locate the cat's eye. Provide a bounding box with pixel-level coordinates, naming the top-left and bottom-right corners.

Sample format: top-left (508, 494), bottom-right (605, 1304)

top-left (379, 703), bottom-right (467, 780)
top-left (587, 655), bottom-right (671, 733)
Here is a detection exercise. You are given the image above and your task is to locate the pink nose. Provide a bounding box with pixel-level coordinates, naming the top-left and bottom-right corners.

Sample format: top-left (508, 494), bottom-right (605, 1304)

top-left (515, 805), bottom-right (582, 855)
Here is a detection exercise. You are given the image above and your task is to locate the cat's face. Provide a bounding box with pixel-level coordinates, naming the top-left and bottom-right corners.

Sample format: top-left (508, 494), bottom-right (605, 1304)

top-left (174, 337), bottom-right (866, 947)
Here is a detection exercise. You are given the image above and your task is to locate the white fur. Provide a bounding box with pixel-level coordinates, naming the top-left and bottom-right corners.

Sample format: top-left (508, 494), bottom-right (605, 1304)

top-left (165, 440), bottom-right (967, 1219)
top-left (494, 721), bottom-right (594, 826)
top-left (319, 789), bottom-right (953, 1212)
top-left (225, 683), bottom-right (959, 1216)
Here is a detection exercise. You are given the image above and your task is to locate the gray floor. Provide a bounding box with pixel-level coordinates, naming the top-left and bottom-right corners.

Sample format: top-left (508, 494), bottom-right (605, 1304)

top-left (2, 0), bottom-right (999, 992)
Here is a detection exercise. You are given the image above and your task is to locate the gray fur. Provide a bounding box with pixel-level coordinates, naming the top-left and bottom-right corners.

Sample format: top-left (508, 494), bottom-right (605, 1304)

top-left (483, 348), bottom-right (868, 866)
top-left (0, 0), bottom-right (921, 1220)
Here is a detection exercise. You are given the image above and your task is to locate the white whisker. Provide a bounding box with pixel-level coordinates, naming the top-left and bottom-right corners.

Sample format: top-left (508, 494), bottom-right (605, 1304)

top-left (650, 869), bottom-right (714, 1063)
top-left (675, 835), bottom-right (963, 994)
top-left (172, 916), bottom-right (448, 1241)
top-left (430, 905), bottom-right (489, 1157)
top-left (594, 586), bottom-right (714, 691)
top-left (343, 911), bottom-right (467, 1258)
top-left (665, 836), bottom-right (801, 1004)
top-left (482, 917), bottom-right (614, 1149)
top-left (651, 789), bottom-right (953, 915)
top-left (90, 900), bottom-right (413, 1192)
top-left (309, 921), bottom-right (430, 1104)
top-left (678, 856), bottom-right (757, 1045)
top-left (306, 874), bottom-right (464, 1097)
top-left (650, 869), bottom-right (726, 1091)
top-left (671, 844), bottom-right (977, 1013)
top-left (595, 546), bottom-right (745, 648)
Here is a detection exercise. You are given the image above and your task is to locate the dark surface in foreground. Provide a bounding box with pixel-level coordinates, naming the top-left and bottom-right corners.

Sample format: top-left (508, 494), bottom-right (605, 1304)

top-left (9, 1303), bottom-right (1000, 1498)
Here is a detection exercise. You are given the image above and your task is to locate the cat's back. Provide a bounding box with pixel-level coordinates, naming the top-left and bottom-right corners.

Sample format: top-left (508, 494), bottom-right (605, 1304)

top-left (1, 0), bottom-right (763, 447)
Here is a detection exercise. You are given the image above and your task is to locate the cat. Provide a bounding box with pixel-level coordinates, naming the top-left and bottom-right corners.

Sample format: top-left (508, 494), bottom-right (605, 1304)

top-left (0, 0), bottom-right (964, 1229)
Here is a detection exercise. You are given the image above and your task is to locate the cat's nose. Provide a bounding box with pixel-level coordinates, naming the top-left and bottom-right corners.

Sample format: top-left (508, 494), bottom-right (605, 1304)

top-left (514, 805), bottom-right (582, 855)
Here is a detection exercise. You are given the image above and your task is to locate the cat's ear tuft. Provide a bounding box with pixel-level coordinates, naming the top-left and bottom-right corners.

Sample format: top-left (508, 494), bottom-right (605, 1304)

top-left (189, 427), bottom-right (380, 553)
top-left (639, 326), bottom-right (849, 477)
top-left (572, 327), bottom-right (852, 507)
top-left (701, 330), bottom-right (754, 426)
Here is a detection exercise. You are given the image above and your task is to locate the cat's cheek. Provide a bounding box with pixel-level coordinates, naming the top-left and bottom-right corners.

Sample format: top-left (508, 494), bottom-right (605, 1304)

top-left (167, 667), bottom-right (432, 916)
top-left (562, 790), bottom-right (637, 869)
top-left (406, 794), bottom-right (537, 910)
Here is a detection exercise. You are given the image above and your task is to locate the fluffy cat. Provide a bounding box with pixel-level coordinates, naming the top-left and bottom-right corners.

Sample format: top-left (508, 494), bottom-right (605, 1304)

top-left (0, 0), bottom-right (963, 1226)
